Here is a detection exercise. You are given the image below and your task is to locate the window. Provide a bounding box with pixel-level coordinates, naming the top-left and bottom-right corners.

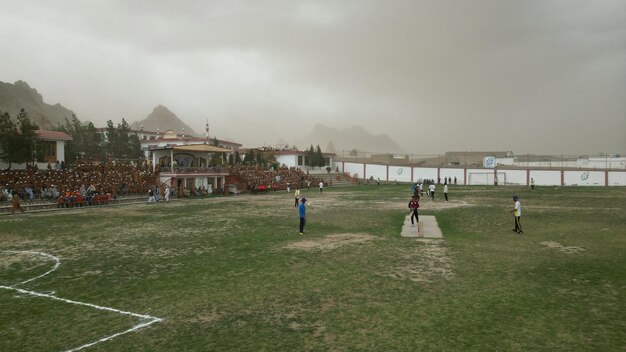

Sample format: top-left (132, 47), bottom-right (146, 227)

top-left (41, 141), bottom-right (56, 162)
top-left (298, 156), bottom-right (303, 166)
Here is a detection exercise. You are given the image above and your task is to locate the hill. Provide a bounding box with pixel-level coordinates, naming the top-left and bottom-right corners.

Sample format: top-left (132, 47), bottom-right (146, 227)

top-left (301, 124), bottom-right (403, 153)
top-left (0, 80), bottom-right (75, 128)
top-left (131, 105), bottom-right (197, 135)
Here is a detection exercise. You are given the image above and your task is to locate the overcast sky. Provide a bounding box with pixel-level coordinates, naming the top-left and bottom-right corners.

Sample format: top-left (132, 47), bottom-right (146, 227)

top-left (1, 0), bottom-right (624, 154)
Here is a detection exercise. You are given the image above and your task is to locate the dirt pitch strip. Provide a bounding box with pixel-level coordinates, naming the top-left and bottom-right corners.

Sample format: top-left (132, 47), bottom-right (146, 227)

top-left (0, 250), bottom-right (162, 352)
top-left (401, 215), bottom-right (443, 238)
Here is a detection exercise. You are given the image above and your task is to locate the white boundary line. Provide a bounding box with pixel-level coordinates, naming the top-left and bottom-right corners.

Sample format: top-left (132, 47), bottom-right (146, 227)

top-left (0, 251), bottom-right (163, 352)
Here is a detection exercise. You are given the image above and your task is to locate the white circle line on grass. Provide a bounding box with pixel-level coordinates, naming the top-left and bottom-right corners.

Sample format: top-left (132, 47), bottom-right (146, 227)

top-left (3, 250), bottom-right (60, 287)
top-left (0, 250), bottom-right (163, 351)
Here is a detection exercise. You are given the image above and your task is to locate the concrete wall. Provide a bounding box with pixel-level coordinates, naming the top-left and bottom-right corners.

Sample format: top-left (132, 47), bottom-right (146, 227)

top-left (563, 170), bottom-right (605, 186)
top-left (388, 166), bottom-right (412, 182)
top-left (276, 155), bottom-right (298, 168)
top-left (56, 141), bottom-right (66, 164)
top-left (365, 164), bottom-right (387, 180)
top-left (334, 160), bottom-right (626, 186)
top-left (343, 162), bottom-right (364, 178)
top-left (530, 170), bottom-right (561, 186)
top-left (412, 167), bottom-right (438, 183)
top-left (504, 170), bottom-right (527, 185)
top-left (439, 168), bottom-right (465, 184)
top-left (608, 171), bottom-right (626, 186)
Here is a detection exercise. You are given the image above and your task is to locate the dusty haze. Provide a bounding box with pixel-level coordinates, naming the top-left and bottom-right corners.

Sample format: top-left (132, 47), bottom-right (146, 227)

top-left (1, 0), bottom-right (624, 154)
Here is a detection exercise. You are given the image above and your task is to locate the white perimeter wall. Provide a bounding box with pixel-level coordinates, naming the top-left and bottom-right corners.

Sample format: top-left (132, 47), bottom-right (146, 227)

top-left (412, 167), bottom-right (438, 183)
top-left (388, 166), bottom-right (412, 182)
top-left (343, 162), bottom-right (364, 178)
top-left (466, 168), bottom-right (489, 185)
top-left (365, 164), bottom-right (387, 180)
top-left (336, 161), bottom-right (626, 186)
top-left (439, 168), bottom-right (465, 184)
top-left (530, 170), bottom-right (561, 186)
top-left (608, 171), bottom-right (626, 186)
top-left (503, 170), bottom-right (527, 185)
top-left (564, 170), bottom-right (605, 186)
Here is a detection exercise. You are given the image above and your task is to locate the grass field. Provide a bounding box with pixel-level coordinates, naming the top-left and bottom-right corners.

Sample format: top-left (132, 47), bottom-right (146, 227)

top-left (1, 184), bottom-right (625, 351)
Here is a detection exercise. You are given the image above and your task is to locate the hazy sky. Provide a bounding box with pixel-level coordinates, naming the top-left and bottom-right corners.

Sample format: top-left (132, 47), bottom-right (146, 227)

top-left (1, 0), bottom-right (624, 154)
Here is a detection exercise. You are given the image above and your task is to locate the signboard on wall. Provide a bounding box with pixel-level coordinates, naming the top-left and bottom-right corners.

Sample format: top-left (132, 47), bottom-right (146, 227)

top-left (483, 156), bottom-right (496, 169)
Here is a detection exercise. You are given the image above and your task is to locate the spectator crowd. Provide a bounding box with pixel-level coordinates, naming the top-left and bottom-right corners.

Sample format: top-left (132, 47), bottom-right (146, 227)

top-left (228, 165), bottom-right (322, 193)
top-left (1, 157), bottom-right (158, 208)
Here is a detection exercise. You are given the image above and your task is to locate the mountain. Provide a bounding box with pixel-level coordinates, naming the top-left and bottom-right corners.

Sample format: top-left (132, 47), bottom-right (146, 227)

top-left (131, 105), bottom-right (197, 135)
top-left (0, 80), bottom-right (75, 128)
top-left (301, 124), bottom-right (403, 154)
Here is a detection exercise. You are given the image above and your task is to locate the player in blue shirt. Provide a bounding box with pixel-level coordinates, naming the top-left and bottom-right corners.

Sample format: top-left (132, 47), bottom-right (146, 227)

top-left (299, 198), bottom-right (307, 235)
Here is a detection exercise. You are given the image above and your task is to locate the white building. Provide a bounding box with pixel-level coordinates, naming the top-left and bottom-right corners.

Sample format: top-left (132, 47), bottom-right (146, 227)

top-left (0, 130), bottom-right (73, 169)
top-left (272, 150), bottom-right (335, 171)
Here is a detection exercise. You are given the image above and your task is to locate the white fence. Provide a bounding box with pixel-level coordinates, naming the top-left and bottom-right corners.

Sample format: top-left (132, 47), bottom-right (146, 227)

top-left (333, 161), bottom-right (626, 186)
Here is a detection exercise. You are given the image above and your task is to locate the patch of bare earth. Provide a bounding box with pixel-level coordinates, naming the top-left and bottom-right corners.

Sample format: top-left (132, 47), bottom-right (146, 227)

top-left (284, 233), bottom-right (377, 251)
top-left (385, 239), bottom-right (454, 283)
top-left (540, 241), bottom-right (585, 254)
top-left (0, 252), bottom-right (41, 270)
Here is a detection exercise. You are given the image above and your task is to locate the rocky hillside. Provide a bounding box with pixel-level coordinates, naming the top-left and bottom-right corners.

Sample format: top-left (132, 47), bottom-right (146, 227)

top-left (131, 105), bottom-right (197, 135)
top-left (301, 124), bottom-right (403, 153)
top-left (0, 80), bottom-right (75, 128)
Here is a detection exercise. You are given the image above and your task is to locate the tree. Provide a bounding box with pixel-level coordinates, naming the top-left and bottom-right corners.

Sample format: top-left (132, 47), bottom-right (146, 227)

top-left (256, 149), bottom-right (263, 166)
top-left (56, 114), bottom-right (103, 163)
top-left (0, 109), bottom-right (38, 167)
top-left (0, 111), bottom-right (17, 168)
top-left (105, 120), bottom-right (118, 157)
top-left (307, 145), bottom-right (315, 167)
top-left (104, 118), bottom-right (142, 159)
top-left (315, 145), bottom-right (325, 167)
top-left (245, 150), bottom-right (255, 164)
top-left (15, 109), bottom-right (38, 165)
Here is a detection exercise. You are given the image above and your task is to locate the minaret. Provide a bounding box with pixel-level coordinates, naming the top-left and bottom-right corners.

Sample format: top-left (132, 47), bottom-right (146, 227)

top-left (182, 128), bottom-right (185, 139)
top-left (205, 119), bottom-right (209, 140)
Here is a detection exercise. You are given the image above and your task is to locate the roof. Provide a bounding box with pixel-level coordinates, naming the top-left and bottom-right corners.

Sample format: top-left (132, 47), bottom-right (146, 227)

top-left (36, 130), bottom-right (73, 141)
top-left (173, 144), bottom-right (232, 153)
top-left (270, 150), bottom-right (336, 156)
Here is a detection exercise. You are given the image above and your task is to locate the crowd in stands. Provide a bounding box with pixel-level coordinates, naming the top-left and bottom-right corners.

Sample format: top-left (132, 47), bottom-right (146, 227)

top-left (1, 157), bottom-right (157, 208)
top-left (1, 157), bottom-right (332, 212)
top-left (228, 165), bottom-right (322, 193)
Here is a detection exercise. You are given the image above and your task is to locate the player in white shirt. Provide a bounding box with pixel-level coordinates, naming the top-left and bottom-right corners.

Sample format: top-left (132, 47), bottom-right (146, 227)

top-left (428, 184), bottom-right (436, 200)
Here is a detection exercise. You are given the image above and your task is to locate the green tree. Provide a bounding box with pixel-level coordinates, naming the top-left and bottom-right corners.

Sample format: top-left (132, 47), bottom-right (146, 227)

top-left (0, 111), bottom-right (18, 168)
top-left (104, 118), bottom-right (142, 159)
top-left (307, 145), bottom-right (315, 167)
top-left (15, 109), bottom-right (38, 165)
top-left (56, 114), bottom-right (103, 163)
top-left (105, 120), bottom-right (118, 157)
top-left (245, 150), bottom-right (255, 164)
top-left (315, 145), bottom-right (325, 167)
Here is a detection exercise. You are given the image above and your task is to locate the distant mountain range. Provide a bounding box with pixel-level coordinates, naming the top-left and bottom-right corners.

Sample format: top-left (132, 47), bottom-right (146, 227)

top-left (130, 105), bottom-right (196, 135)
top-left (0, 80), bottom-right (75, 128)
top-left (0, 80), bottom-right (196, 135)
top-left (301, 124), bottom-right (403, 154)
top-left (1, 80), bottom-right (399, 152)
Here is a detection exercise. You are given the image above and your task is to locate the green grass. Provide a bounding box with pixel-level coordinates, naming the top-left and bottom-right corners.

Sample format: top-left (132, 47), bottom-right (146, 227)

top-left (1, 185), bottom-right (625, 351)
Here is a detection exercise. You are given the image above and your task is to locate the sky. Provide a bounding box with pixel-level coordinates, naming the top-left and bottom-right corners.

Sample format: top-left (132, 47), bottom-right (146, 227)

top-left (0, 0), bottom-right (624, 155)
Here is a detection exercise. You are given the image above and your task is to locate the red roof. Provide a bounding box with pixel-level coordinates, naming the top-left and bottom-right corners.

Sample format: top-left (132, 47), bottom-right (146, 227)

top-left (36, 130), bottom-right (73, 141)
